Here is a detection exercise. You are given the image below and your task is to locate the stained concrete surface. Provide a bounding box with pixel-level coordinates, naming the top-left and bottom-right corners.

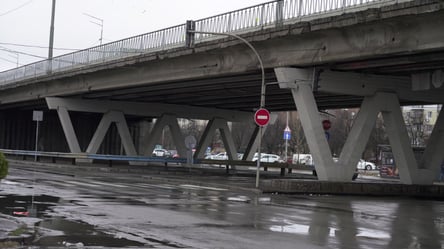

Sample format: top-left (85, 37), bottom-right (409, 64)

top-left (0, 161), bottom-right (443, 248)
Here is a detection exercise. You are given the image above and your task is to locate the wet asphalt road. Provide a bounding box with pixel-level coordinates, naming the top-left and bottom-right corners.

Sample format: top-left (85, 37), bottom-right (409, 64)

top-left (1, 164), bottom-right (444, 249)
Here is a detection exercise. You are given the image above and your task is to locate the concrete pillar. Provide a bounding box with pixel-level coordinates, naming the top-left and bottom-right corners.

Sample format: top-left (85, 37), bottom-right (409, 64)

top-left (86, 111), bottom-right (138, 155)
top-left (56, 106), bottom-right (82, 154)
top-left (417, 107), bottom-right (444, 183)
top-left (275, 67), bottom-right (334, 181)
top-left (275, 67), bottom-right (442, 184)
top-left (142, 114), bottom-right (187, 159)
top-left (243, 114), bottom-right (278, 161)
top-left (338, 94), bottom-right (381, 180)
top-left (136, 120), bottom-right (152, 156)
top-left (380, 97), bottom-right (418, 184)
top-left (194, 118), bottom-right (238, 163)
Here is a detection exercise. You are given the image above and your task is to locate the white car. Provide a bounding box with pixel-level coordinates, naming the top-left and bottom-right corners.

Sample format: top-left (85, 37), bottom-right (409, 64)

top-left (205, 152), bottom-right (228, 160)
top-left (252, 154), bottom-right (284, 163)
top-left (152, 149), bottom-right (171, 157)
top-left (357, 159), bottom-right (377, 170)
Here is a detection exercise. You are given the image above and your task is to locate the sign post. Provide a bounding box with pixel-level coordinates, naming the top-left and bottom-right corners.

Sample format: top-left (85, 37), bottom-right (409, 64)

top-left (254, 108), bottom-right (270, 188)
top-left (33, 111), bottom-right (43, 162)
top-left (185, 135), bottom-right (197, 167)
top-left (283, 125), bottom-right (291, 165)
top-left (254, 108), bottom-right (270, 127)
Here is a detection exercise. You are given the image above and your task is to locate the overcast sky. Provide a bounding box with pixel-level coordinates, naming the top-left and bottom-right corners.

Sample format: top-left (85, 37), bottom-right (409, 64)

top-left (0, 0), bottom-right (266, 72)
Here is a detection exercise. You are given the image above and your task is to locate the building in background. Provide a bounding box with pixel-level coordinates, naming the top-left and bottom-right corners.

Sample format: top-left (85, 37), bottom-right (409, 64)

top-left (402, 105), bottom-right (442, 146)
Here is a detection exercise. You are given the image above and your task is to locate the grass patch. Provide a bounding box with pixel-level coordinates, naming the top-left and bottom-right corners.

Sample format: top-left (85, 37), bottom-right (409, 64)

top-left (8, 226), bottom-right (28, 237)
top-left (0, 241), bottom-right (20, 248)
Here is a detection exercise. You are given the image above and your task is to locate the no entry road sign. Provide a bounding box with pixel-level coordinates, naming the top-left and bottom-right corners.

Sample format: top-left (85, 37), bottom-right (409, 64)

top-left (254, 108), bottom-right (270, 126)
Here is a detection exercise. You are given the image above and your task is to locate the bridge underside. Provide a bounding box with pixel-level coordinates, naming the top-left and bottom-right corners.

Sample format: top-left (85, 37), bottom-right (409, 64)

top-left (2, 50), bottom-right (444, 113)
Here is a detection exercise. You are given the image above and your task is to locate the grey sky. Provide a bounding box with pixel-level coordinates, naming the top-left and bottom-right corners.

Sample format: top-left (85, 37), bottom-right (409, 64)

top-left (0, 0), bottom-right (265, 72)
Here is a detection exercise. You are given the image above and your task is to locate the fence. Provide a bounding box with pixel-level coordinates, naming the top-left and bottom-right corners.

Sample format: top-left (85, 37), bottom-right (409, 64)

top-left (0, 0), bottom-right (410, 86)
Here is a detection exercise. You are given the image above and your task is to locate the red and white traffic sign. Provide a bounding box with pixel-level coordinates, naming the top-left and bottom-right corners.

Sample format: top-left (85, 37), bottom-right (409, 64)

top-left (254, 108), bottom-right (270, 126)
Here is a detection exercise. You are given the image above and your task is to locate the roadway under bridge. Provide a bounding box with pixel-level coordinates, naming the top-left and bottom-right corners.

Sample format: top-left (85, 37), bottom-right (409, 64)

top-left (0, 0), bottom-right (443, 185)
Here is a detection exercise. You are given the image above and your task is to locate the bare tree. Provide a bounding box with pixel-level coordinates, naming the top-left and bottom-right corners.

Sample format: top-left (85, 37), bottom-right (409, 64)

top-left (288, 111), bottom-right (308, 155)
top-left (404, 109), bottom-right (426, 146)
top-left (231, 121), bottom-right (255, 152)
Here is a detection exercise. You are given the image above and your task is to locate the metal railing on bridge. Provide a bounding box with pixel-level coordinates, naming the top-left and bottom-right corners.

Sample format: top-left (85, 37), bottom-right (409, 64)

top-left (0, 0), bottom-right (411, 86)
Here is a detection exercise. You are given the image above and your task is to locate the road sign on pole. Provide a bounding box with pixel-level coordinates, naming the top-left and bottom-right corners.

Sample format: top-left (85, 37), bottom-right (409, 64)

top-left (254, 108), bottom-right (270, 126)
top-left (283, 126), bottom-right (291, 140)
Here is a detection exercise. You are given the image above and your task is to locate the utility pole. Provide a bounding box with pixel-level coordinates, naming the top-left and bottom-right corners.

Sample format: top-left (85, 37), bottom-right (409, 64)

top-left (48, 0), bottom-right (56, 59)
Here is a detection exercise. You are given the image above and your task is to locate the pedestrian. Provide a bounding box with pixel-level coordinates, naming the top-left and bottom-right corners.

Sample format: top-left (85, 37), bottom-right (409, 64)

top-left (440, 160), bottom-right (444, 182)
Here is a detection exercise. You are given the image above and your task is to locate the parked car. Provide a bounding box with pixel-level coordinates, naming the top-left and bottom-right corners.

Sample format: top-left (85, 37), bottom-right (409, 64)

top-left (252, 154), bottom-right (284, 163)
top-left (168, 150), bottom-right (180, 158)
top-left (237, 153), bottom-right (244, 160)
top-left (292, 154), bottom-right (313, 165)
top-left (357, 159), bottom-right (377, 170)
top-left (205, 152), bottom-right (228, 160)
top-left (152, 149), bottom-right (171, 157)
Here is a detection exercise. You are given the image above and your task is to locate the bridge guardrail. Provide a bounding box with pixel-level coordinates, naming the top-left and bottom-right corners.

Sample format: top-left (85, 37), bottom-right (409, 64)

top-left (1, 149), bottom-right (314, 176)
top-left (0, 0), bottom-right (411, 86)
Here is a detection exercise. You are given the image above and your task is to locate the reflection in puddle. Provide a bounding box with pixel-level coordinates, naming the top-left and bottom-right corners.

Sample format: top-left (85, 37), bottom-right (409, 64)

top-left (35, 217), bottom-right (144, 248)
top-left (0, 194), bottom-right (144, 248)
top-left (0, 194), bottom-right (59, 218)
top-left (356, 228), bottom-right (391, 239)
top-left (270, 223), bottom-right (335, 237)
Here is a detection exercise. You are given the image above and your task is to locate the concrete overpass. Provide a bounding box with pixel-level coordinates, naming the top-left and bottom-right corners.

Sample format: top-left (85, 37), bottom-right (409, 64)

top-left (0, 0), bottom-right (443, 185)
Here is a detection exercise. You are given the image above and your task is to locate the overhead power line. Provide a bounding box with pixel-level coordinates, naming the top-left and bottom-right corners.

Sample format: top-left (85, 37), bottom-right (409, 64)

top-left (0, 46), bottom-right (47, 60)
top-left (0, 0), bottom-right (34, 17)
top-left (0, 42), bottom-right (81, 51)
top-left (0, 56), bottom-right (21, 66)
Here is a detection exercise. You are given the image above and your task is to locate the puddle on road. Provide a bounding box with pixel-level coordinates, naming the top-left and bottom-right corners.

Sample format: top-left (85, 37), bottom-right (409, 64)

top-left (35, 218), bottom-right (145, 248)
top-left (0, 194), bottom-right (145, 248)
top-left (0, 194), bottom-right (58, 218)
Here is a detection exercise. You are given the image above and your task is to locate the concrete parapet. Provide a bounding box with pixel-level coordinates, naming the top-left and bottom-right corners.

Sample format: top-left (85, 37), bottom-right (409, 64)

top-left (262, 179), bottom-right (444, 198)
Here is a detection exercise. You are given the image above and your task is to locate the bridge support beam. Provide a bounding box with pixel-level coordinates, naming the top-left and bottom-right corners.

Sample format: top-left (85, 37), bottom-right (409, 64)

top-left (242, 114), bottom-right (278, 161)
top-left (84, 111), bottom-right (141, 165)
top-left (56, 106), bottom-right (82, 154)
top-left (275, 68), bottom-right (335, 180)
top-left (142, 114), bottom-right (187, 159)
top-left (275, 67), bottom-right (443, 184)
top-left (194, 118), bottom-right (238, 167)
top-left (54, 106), bottom-right (142, 165)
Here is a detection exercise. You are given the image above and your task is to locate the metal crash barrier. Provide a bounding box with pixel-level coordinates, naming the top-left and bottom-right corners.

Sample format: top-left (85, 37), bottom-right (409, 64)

top-left (0, 149), bottom-right (314, 176)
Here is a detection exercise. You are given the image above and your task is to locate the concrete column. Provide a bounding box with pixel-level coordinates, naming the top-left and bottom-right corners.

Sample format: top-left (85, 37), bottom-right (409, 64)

top-left (136, 120), bottom-right (152, 156)
top-left (243, 126), bottom-right (261, 161)
top-left (243, 114), bottom-right (278, 161)
top-left (142, 114), bottom-right (186, 158)
top-left (84, 111), bottom-right (141, 165)
top-left (275, 67), bottom-right (333, 180)
top-left (194, 118), bottom-right (238, 163)
top-left (338, 94), bottom-right (380, 180)
top-left (56, 106), bottom-right (82, 153)
top-left (275, 67), bottom-right (441, 184)
top-left (380, 96), bottom-right (418, 184)
top-left (416, 107), bottom-right (444, 183)
top-left (194, 119), bottom-right (216, 159)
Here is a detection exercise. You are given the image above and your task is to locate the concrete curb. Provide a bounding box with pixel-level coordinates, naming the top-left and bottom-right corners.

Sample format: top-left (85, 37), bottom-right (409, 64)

top-left (261, 179), bottom-right (444, 198)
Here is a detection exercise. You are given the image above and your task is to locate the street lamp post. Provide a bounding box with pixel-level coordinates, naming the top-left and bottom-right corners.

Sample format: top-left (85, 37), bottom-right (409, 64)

top-left (185, 21), bottom-right (266, 188)
top-left (84, 13), bottom-right (104, 45)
